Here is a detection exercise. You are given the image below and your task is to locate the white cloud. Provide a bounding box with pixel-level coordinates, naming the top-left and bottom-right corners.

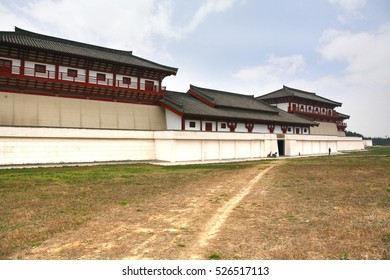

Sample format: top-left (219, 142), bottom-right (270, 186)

top-left (0, 0), bottom-right (242, 59)
top-left (328, 0), bottom-right (367, 22)
top-left (234, 55), bottom-right (305, 92)
top-left (234, 24), bottom-right (390, 137)
top-left (183, 0), bottom-right (244, 33)
top-left (316, 23), bottom-right (390, 137)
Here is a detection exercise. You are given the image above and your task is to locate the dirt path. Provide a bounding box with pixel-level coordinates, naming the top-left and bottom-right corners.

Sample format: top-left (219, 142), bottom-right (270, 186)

top-left (183, 164), bottom-right (276, 259)
top-left (16, 161), bottom-right (279, 260)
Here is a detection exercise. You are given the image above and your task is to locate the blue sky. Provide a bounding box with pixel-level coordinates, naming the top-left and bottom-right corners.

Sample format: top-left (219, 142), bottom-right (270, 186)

top-left (1, 0), bottom-right (389, 137)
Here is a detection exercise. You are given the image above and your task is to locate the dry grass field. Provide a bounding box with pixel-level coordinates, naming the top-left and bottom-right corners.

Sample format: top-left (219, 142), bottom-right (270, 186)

top-left (0, 147), bottom-right (389, 260)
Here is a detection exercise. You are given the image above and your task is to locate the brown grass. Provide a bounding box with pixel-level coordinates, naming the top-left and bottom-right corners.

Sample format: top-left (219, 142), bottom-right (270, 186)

top-left (208, 153), bottom-right (390, 259)
top-left (0, 147), bottom-right (389, 260)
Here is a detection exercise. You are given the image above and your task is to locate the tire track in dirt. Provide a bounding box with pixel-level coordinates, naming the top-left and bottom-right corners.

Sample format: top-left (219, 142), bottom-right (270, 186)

top-left (182, 162), bottom-right (279, 259)
top-left (15, 161), bottom-right (279, 260)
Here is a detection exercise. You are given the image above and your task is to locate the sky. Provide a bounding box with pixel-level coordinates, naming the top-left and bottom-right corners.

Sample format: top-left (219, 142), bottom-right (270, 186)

top-left (1, 0), bottom-right (389, 137)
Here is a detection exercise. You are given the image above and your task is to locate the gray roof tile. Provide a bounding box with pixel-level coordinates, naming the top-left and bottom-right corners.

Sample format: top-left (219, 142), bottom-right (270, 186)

top-left (0, 27), bottom-right (178, 74)
top-left (162, 90), bottom-right (317, 126)
top-left (258, 85), bottom-right (342, 107)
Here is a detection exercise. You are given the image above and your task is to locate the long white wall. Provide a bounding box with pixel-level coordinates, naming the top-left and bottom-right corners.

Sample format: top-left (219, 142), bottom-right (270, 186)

top-left (0, 127), bottom-right (365, 166)
top-left (0, 127), bottom-right (278, 165)
top-left (283, 134), bottom-right (364, 156)
top-left (154, 131), bottom-right (278, 162)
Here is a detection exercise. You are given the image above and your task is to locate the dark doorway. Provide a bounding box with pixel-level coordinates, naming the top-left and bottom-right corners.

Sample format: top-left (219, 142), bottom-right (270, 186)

top-left (145, 80), bottom-right (154, 91)
top-left (277, 139), bottom-right (285, 156)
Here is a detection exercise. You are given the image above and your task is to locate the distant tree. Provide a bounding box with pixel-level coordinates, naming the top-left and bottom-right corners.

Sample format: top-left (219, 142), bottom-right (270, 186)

top-left (345, 131), bottom-right (364, 138)
top-left (372, 137), bottom-right (390, 146)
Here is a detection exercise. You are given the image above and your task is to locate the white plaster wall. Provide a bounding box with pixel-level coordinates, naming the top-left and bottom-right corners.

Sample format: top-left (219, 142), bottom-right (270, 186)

top-left (140, 79), bottom-right (159, 90)
top-left (24, 61), bottom-right (56, 79)
top-left (363, 140), bottom-right (373, 147)
top-left (185, 119), bottom-right (201, 131)
top-left (235, 123), bottom-right (247, 133)
top-left (0, 92), bottom-right (166, 130)
top-left (0, 127), bottom-right (156, 165)
top-left (116, 74), bottom-right (138, 89)
top-left (284, 134), bottom-right (363, 156)
top-left (201, 120), bottom-right (216, 131)
top-left (154, 131), bottom-right (277, 162)
top-left (0, 127), bottom-right (365, 165)
top-left (275, 103), bottom-right (289, 111)
top-left (58, 66), bottom-right (86, 82)
top-left (89, 71), bottom-right (113, 86)
top-left (165, 109), bottom-right (182, 130)
top-left (253, 124), bottom-right (268, 133)
top-left (217, 122), bottom-right (230, 132)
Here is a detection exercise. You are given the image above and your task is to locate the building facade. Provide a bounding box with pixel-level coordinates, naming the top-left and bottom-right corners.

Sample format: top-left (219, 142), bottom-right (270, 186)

top-left (0, 28), bottom-right (365, 165)
top-left (161, 85), bottom-right (316, 135)
top-left (0, 27), bottom-right (177, 130)
top-left (257, 86), bottom-right (349, 136)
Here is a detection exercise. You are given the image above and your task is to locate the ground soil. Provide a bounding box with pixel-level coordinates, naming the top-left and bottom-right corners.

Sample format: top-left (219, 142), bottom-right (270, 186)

top-left (6, 151), bottom-right (390, 260)
top-left (14, 162), bottom-right (277, 260)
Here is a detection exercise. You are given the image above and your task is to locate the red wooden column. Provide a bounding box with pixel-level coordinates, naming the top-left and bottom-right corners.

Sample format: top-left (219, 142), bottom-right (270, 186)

top-left (181, 118), bottom-right (185, 130)
top-left (20, 57), bottom-right (25, 75)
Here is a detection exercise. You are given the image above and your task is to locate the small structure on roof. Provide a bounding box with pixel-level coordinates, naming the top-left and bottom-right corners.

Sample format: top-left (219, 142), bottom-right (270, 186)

top-left (161, 85), bottom-right (317, 134)
top-left (257, 85), bottom-right (349, 136)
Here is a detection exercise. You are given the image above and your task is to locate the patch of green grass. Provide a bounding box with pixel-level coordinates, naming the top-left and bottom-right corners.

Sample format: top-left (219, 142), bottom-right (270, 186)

top-left (283, 213), bottom-right (297, 221)
top-left (31, 241), bottom-right (41, 248)
top-left (118, 201), bottom-right (129, 206)
top-left (340, 251), bottom-right (350, 260)
top-left (207, 252), bottom-right (222, 260)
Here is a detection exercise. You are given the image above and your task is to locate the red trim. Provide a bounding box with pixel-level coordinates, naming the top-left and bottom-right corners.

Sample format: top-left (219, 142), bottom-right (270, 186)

top-left (0, 65), bottom-right (166, 94)
top-left (267, 124), bottom-right (275, 133)
top-left (245, 122), bottom-right (254, 133)
top-left (281, 125), bottom-right (288, 134)
top-left (188, 90), bottom-right (215, 108)
top-left (159, 102), bottom-right (184, 117)
top-left (181, 117), bottom-right (185, 130)
top-left (1, 89), bottom-right (161, 106)
top-left (228, 122), bottom-right (237, 132)
top-left (20, 58), bottom-right (25, 75)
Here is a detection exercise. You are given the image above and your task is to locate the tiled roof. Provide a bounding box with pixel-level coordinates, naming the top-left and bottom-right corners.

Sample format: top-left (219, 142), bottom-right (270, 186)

top-left (0, 27), bottom-right (178, 74)
top-left (189, 84), bottom-right (277, 113)
top-left (161, 90), bottom-right (317, 126)
top-left (336, 111), bottom-right (350, 119)
top-left (258, 85), bottom-right (342, 107)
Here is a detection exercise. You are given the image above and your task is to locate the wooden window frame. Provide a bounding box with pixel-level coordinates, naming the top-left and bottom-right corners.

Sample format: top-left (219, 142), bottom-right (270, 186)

top-left (0, 59), bottom-right (12, 72)
top-left (145, 80), bottom-right (154, 91)
top-left (220, 123), bottom-right (227, 129)
top-left (96, 73), bottom-right (106, 81)
top-left (189, 121), bottom-right (196, 128)
top-left (205, 122), bottom-right (213, 131)
top-left (122, 77), bottom-right (131, 85)
top-left (67, 69), bottom-right (78, 77)
top-left (34, 64), bottom-right (46, 74)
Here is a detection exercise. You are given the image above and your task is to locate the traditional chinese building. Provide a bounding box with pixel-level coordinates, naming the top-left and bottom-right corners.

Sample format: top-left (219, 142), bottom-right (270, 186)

top-left (257, 85), bottom-right (349, 136)
top-left (0, 28), bottom-right (364, 165)
top-left (0, 27), bottom-right (177, 130)
top-left (161, 85), bottom-right (317, 134)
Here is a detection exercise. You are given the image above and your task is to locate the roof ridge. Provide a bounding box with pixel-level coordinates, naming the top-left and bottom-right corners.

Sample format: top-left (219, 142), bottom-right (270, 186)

top-left (191, 84), bottom-right (254, 98)
top-left (14, 27), bottom-right (134, 56)
top-left (284, 85), bottom-right (316, 96)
